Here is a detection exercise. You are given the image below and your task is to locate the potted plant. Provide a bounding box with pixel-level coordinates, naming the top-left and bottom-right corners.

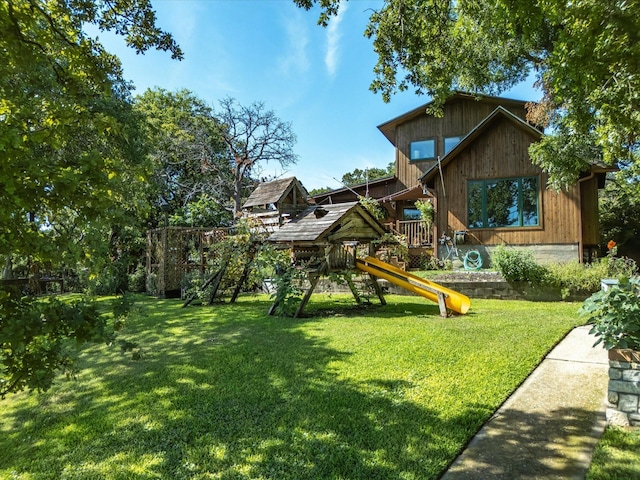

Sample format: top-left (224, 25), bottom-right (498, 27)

top-left (579, 277), bottom-right (640, 425)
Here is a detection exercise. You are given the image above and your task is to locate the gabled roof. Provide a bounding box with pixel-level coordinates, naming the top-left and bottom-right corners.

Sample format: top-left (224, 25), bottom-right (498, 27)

top-left (377, 91), bottom-right (530, 146)
top-left (420, 106), bottom-right (543, 184)
top-left (242, 177), bottom-right (309, 209)
top-left (268, 202), bottom-right (386, 244)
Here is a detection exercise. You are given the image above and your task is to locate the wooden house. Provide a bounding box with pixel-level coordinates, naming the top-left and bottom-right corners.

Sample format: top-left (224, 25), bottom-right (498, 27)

top-left (242, 176), bottom-right (310, 231)
top-left (316, 92), bottom-right (611, 265)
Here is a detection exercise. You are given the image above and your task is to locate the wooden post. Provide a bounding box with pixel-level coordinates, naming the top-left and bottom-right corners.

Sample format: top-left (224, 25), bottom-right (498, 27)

top-left (346, 275), bottom-right (361, 304)
top-left (230, 243), bottom-right (257, 303)
top-left (367, 273), bottom-right (387, 306)
top-left (436, 291), bottom-right (448, 318)
top-left (294, 272), bottom-right (321, 318)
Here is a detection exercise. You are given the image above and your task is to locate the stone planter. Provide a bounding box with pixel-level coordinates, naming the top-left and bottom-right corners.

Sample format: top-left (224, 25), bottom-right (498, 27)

top-left (607, 348), bottom-right (640, 426)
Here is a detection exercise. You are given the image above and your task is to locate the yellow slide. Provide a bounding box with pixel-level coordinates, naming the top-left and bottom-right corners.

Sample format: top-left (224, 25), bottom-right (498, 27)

top-left (355, 256), bottom-right (471, 315)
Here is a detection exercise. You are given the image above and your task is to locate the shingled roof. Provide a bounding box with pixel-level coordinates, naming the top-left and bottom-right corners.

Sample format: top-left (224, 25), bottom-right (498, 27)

top-left (268, 202), bottom-right (386, 244)
top-left (242, 177), bottom-right (308, 209)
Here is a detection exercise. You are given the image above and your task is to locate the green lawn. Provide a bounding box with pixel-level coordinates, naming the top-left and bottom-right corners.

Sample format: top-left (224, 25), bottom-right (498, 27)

top-left (0, 294), bottom-right (583, 479)
top-left (588, 426), bottom-right (640, 479)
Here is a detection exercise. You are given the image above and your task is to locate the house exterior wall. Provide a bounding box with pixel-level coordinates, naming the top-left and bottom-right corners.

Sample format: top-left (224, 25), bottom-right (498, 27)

top-left (433, 118), bottom-right (582, 260)
top-left (580, 175), bottom-right (600, 247)
top-left (395, 98), bottom-right (528, 189)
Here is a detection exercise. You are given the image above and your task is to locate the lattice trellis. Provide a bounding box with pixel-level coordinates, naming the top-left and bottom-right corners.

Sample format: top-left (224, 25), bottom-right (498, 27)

top-left (146, 227), bottom-right (227, 297)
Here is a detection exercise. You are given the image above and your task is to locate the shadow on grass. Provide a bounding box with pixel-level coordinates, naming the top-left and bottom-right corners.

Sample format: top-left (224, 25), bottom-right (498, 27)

top-left (1, 295), bottom-right (489, 479)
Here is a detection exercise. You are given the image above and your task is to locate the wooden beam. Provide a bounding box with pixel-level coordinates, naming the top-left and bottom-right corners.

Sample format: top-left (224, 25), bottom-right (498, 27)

top-left (294, 272), bottom-right (321, 318)
top-left (346, 275), bottom-right (361, 304)
top-left (367, 273), bottom-right (387, 305)
top-left (230, 243), bottom-right (257, 303)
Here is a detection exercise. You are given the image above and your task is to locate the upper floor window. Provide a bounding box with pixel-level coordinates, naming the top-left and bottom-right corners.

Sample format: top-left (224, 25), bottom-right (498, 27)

top-left (467, 176), bottom-right (539, 229)
top-left (410, 139), bottom-right (435, 161)
top-left (444, 136), bottom-right (461, 155)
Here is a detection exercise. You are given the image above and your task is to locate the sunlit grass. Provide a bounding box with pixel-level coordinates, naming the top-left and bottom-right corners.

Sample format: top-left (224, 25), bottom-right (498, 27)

top-left (587, 426), bottom-right (640, 479)
top-left (0, 294), bottom-right (582, 479)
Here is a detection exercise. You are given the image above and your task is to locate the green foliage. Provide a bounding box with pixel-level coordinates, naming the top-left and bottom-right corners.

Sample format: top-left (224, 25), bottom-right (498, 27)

top-left (580, 277), bottom-right (640, 351)
top-left (1, 1), bottom-right (159, 264)
top-left (127, 264), bottom-right (147, 293)
top-left (134, 88), bottom-right (232, 225)
top-left (491, 245), bottom-right (546, 284)
top-left (358, 195), bottom-right (386, 221)
top-left (0, 291), bottom-right (110, 397)
top-left (0, 0), bottom-right (179, 397)
top-left (340, 162), bottom-right (395, 186)
top-left (599, 167), bottom-right (640, 258)
top-left (258, 246), bottom-right (305, 317)
top-left (414, 198), bottom-right (434, 228)
top-left (545, 261), bottom-right (608, 299)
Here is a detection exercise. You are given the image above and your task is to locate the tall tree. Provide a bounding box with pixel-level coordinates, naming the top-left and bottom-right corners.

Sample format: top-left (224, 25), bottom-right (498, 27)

top-left (295, 0), bottom-right (640, 189)
top-left (1, 0), bottom-right (180, 396)
top-left (341, 162), bottom-right (395, 186)
top-left (215, 98), bottom-right (299, 216)
top-left (135, 88), bottom-right (233, 227)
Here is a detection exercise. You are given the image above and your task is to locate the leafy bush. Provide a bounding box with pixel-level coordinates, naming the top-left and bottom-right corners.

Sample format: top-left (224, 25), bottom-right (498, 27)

top-left (491, 245), bottom-right (547, 284)
top-left (145, 272), bottom-right (158, 296)
top-left (128, 264), bottom-right (146, 293)
top-left (579, 277), bottom-right (640, 350)
top-left (414, 198), bottom-right (434, 228)
top-left (545, 261), bottom-right (608, 298)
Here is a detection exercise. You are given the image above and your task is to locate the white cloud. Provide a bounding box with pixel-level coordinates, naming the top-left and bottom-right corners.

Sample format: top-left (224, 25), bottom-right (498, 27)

top-left (277, 10), bottom-right (310, 75)
top-left (324, 2), bottom-right (348, 77)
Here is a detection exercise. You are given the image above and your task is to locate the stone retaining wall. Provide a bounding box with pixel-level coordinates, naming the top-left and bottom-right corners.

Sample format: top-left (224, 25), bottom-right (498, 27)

top-left (315, 275), bottom-right (588, 301)
top-left (607, 349), bottom-right (640, 426)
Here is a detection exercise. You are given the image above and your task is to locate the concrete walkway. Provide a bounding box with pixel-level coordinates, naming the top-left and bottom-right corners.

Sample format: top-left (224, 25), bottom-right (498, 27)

top-left (441, 325), bottom-right (609, 479)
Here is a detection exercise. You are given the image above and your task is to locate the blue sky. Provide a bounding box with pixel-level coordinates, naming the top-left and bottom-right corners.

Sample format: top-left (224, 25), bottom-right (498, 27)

top-left (91, 0), bottom-right (539, 191)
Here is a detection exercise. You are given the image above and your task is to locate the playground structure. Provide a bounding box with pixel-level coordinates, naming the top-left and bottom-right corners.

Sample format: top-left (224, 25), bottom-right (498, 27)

top-left (146, 177), bottom-right (471, 317)
top-left (267, 199), bottom-right (471, 317)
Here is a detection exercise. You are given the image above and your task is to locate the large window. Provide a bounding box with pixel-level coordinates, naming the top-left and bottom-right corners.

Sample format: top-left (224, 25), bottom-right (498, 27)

top-left (467, 176), bottom-right (539, 228)
top-left (410, 139), bottom-right (435, 161)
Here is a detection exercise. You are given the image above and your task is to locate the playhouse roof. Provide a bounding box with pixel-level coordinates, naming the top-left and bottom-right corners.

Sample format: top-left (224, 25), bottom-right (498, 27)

top-left (242, 177), bottom-right (309, 209)
top-left (267, 201), bottom-right (386, 244)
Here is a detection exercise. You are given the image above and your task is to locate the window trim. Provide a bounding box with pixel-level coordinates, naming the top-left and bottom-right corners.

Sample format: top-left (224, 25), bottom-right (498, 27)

top-left (467, 176), bottom-right (541, 229)
top-left (409, 138), bottom-right (436, 162)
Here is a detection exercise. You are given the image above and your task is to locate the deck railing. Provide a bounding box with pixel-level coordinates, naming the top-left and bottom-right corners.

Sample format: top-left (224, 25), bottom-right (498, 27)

top-left (385, 220), bottom-right (433, 247)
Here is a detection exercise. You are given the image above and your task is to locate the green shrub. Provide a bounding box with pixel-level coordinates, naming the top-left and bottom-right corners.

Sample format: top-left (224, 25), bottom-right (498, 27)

top-left (491, 245), bottom-right (547, 284)
top-left (127, 264), bottom-right (146, 293)
top-left (545, 261), bottom-right (607, 298)
top-left (579, 277), bottom-right (640, 350)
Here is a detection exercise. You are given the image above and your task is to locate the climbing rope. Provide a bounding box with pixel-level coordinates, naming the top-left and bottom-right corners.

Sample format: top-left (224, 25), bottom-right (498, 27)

top-left (463, 250), bottom-right (483, 271)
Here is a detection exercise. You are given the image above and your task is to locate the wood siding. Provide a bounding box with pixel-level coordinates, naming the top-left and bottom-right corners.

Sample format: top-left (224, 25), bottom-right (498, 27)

top-left (433, 118), bottom-right (582, 249)
top-left (395, 98), bottom-right (528, 189)
top-left (580, 176), bottom-right (600, 246)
